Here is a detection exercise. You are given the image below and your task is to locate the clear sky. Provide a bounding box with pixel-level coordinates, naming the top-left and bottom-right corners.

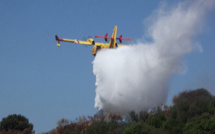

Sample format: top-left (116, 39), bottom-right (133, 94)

top-left (0, 0), bottom-right (214, 133)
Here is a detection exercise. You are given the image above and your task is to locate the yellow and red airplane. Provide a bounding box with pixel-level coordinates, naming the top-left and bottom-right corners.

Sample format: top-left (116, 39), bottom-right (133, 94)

top-left (55, 26), bottom-right (132, 56)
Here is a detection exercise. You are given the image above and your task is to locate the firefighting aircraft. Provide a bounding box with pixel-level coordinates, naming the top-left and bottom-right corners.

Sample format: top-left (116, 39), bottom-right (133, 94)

top-left (55, 26), bottom-right (132, 56)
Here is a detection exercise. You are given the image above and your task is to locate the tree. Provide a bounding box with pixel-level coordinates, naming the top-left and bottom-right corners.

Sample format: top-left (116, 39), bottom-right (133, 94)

top-left (92, 110), bottom-right (107, 121)
top-left (163, 88), bottom-right (214, 134)
top-left (123, 122), bottom-right (150, 134)
top-left (84, 121), bottom-right (120, 134)
top-left (129, 111), bottom-right (139, 123)
top-left (173, 88), bottom-right (212, 105)
top-left (163, 118), bottom-right (182, 134)
top-left (171, 88), bottom-right (213, 122)
top-left (0, 114), bottom-right (33, 133)
top-left (57, 118), bottom-right (70, 127)
top-left (209, 97), bottom-right (215, 114)
top-left (183, 113), bottom-right (215, 134)
top-left (146, 112), bottom-right (165, 128)
top-left (123, 122), bottom-right (167, 134)
top-left (139, 111), bottom-right (149, 122)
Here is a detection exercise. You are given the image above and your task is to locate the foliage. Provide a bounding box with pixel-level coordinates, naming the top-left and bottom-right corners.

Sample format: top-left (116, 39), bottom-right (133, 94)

top-left (139, 111), bottom-right (149, 122)
top-left (163, 118), bottom-right (182, 134)
top-left (123, 122), bottom-right (167, 134)
top-left (57, 118), bottom-right (70, 127)
top-left (129, 111), bottom-right (139, 123)
top-left (172, 88), bottom-right (212, 105)
top-left (129, 110), bottom-right (149, 123)
top-left (146, 112), bottom-right (165, 128)
top-left (0, 114), bottom-right (33, 133)
top-left (63, 128), bottom-right (77, 134)
top-left (84, 121), bottom-right (120, 134)
top-left (183, 113), bottom-right (215, 134)
top-left (123, 122), bottom-right (150, 134)
top-left (209, 97), bottom-right (215, 114)
top-left (171, 88), bottom-right (213, 122)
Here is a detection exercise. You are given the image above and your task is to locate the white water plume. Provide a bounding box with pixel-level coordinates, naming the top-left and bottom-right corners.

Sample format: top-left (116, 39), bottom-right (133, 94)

top-left (93, 0), bottom-right (214, 114)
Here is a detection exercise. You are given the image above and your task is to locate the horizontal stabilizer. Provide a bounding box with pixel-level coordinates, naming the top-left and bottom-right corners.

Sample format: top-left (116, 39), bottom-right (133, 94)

top-left (95, 34), bottom-right (132, 43)
top-left (95, 33), bottom-right (113, 42)
top-left (117, 35), bottom-right (132, 43)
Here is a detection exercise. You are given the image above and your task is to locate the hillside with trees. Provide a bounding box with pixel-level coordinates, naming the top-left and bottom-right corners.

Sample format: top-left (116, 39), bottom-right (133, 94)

top-left (44, 88), bottom-right (215, 134)
top-left (1, 88), bottom-right (214, 134)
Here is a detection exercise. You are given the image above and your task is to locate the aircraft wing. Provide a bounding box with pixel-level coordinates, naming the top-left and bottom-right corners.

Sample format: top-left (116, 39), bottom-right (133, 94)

top-left (55, 35), bottom-right (94, 46)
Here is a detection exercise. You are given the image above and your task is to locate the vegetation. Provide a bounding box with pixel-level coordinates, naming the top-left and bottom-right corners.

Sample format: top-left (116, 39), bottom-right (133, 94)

top-left (43, 88), bottom-right (215, 134)
top-left (0, 114), bottom-right (34, 134)
top-left (1, 88), bottom-right (215, 134)
top-left (84, 121), bottom-right (121, 134)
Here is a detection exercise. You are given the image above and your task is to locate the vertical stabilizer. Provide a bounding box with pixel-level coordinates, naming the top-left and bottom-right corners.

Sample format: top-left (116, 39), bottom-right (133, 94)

top-left (109, 26), bottom-right (117, 48)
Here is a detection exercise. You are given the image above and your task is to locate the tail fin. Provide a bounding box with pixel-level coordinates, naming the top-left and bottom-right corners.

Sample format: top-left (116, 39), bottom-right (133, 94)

top-left (109, 26), bottom-right (117, 48)
top-left (55, 35), bottom-right (63, 41)
top-left (111, 26), bottom-right (117, 40)
top-left (55, 35), bottom-right (61, 47)
top-left (55, 35), bottom-right (59, 41)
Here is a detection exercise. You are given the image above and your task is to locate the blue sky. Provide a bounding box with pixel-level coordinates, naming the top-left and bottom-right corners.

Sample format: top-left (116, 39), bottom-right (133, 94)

top-left (0, 0), bottom-right (214, 133)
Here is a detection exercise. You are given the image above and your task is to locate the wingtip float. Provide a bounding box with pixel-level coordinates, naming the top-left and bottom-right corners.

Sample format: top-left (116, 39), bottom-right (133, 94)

top-left (55, 26), bottom-right (132, 56)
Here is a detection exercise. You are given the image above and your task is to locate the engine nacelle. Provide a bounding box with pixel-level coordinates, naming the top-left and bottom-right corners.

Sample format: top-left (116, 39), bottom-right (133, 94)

top-left (87, 38), bottom-right (95, 45)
